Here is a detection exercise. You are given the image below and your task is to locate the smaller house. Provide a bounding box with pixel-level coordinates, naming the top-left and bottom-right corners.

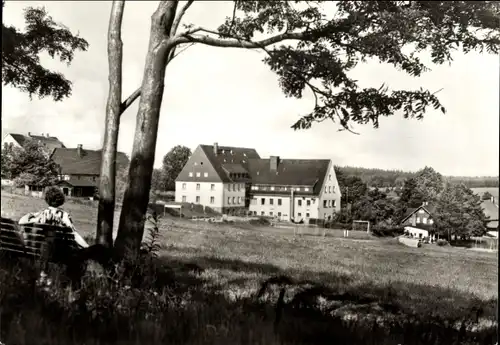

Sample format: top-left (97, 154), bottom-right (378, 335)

top-left (481, 197), bottom-right (499, 230)
top-left (2, 132), bottom-right (66, 157)
top-left (400, 202), bottom-right (436, 228)
top-left (50, 144), bottom-right (129, 198)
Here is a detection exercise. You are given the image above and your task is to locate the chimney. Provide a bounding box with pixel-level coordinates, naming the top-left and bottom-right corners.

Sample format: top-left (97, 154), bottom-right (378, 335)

top-left (270, 156), bottom-right (280, 171)
top-left (213, 142), bottom-right (218, 156)
top-left (46, 133), bottom-right (50, 138)
top-left (77, 144), bottom-right (83, 158)
top-left (28, 132), bottom-right (31, 136)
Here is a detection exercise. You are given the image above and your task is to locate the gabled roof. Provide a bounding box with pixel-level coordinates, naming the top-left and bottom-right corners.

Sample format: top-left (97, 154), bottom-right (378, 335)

top-left (481, 199), bottom-right (499, 221)
top-left (4, 133), bottom-right (65, 153)
top-left (57, 178), bottom-right (97, 187)
top-left (246, 158), bottom-right (330, 195)
top-left (199, 144), bottom-right (260, 182)
top-left (401, 203), bottom-right (436, 223)
top-left (51, 148), bottom-right (129, 175)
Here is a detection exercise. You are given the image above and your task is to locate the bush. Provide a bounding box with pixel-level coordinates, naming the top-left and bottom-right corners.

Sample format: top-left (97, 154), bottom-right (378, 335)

top-left (371, 227), bottom-right (405, 238)
top-left (249, 217), bottom-right (270, 226)
top-left (436, 239), bottom-right (449, 246)
top-left (324, 222), bottom-right (351, 229)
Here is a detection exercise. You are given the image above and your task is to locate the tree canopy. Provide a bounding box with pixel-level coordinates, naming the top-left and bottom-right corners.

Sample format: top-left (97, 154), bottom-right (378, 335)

top-left (2, 4), bottom-right (88, 100)
top-left (160, 145), bottom-right (192, 191)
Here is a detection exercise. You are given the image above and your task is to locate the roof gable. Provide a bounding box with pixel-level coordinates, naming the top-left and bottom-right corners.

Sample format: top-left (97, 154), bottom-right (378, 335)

top-left (401, 204), bottom-right (436, 223)
top-left (200, 144), bottom-right (260, 182)
top-left (51, 148), bottom-right (129, 175)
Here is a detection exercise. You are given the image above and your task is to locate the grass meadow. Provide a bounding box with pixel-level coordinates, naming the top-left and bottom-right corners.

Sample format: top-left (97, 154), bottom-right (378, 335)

top-left (0, 192), bottom-right (498, 345)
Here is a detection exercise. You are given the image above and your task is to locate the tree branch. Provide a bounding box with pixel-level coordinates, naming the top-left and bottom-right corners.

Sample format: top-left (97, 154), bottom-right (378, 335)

top-left (174, 26), bottom-right (306, 49)
top-left (120, 87), bottom-right (141, 114)
top-left (170, 0), bottom-right (194, 37)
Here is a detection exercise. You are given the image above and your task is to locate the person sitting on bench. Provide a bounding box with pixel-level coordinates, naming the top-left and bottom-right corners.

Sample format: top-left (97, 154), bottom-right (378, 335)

top-left (18, 186), bottom-right (89, 285)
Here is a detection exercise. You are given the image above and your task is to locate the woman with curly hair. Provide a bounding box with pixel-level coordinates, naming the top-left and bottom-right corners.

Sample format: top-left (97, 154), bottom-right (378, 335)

top-left (19, 186), bottom-right (89, 285)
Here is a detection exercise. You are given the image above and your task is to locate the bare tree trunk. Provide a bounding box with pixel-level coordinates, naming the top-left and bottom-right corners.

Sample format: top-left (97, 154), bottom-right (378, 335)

top-left (114, 1), bottom-right (178, 260)
top-left (96, 0), bottom-right (125, 248)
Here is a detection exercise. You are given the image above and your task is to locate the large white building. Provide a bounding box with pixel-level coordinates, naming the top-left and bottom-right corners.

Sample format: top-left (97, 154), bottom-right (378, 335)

top-left (175, 143), bottom-right (341, 222)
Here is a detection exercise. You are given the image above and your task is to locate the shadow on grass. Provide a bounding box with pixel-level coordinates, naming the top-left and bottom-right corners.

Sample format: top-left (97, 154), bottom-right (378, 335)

top-left (0, 249), bottom-right (497, 345)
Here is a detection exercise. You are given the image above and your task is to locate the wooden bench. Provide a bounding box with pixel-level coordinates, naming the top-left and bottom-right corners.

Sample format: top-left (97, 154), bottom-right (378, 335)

top-left (0, 217), bottom-right (80, 263)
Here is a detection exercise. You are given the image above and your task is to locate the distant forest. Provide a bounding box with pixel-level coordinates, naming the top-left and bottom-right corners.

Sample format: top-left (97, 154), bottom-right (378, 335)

top-left (335, 166), bottom-right (499, 188)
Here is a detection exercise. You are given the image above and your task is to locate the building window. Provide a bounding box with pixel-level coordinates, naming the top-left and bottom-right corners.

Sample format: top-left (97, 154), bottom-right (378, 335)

top-left (210, 196), bottom-right (215, 204)
top-left (227, 184), bottom-right (231, 191)
top-left (325, 187), bottom-right (327, 193)
top-left (306, 213), bottom-right (310, 218)
top-left (278, 199), bottom-right (282, 206)
top-left (196, 172), bottom-right (201, 177)
top-left (328, 186), bottom-right (331, 193)
top-left (204, 172), bottom-right (208, 177)
top-left (270, 212), bottom-right (274, 216)
top-left (238, 184), bottom-right (241, 191)
top-left (261, 211), bottom-right (265, 216)
top-left (211, 184), bottom-right (215, 191)
top-left (254, 186), bottom-right (259, 190)
top-left (329, 174), bottom-right (331, 180)
top-left (270, 198), bottom-right (274, 205)
top-left (196, 183), bottom-right (200, 190)
top-left (298, 200), bottom-right (302, 206)
top-left (333, 200), bottom-right (336, 207)
top-left (93, 176), bottom-right (96, 182)
top-left (238, 197), bottom-right (242, 204)
top-left (416, 217), bottom-right (421, 223)
top-left (182, 183), bottom-right (186, 190)
top-left (251, 198), bottom-right (257, 205)
top-left (196, 196), bottom-right (200, 203)
top-left (332, 186), bottom-right (335, 192)
top-left (228, 197), bottom-right (231, 204)
top-left (423, 217), bottom-right (427, 224)
top-left (323, 200), bottom-right (327, 208)
top-left (295, 187), bottom-right (300, 191)
top-left (304, 187), bottom-right (309, 192)
top-left (298, 212), bottom-right (302, 217)
top-left (271, 186), bottom-right (275, 191)
top-left (189, 172), bottom-right (193, 177)
top-left (182, 196), bottom-right (186, 202)
top-left (278, 212), bottom-right (282, 217)
top-left (261, 198), bottom-right (265, 205)
top-left (429, 219), bottom-right (434, 225)
top-left (306, 200), bottom-right (311, 206)
top-left (253, 211), bottom-right (257, 215)
top-left (232, 196), bottom-right (236, 204)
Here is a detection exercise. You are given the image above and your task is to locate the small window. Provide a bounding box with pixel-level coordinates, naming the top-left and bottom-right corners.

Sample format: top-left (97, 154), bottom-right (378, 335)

top-left (429, 219), bottom-right (434, 225)
top-left (270, 186), bottom-right (275, 191)
top-left (93, 176), bottom-right (96, 182)
top-left (298, 213), bottom-right (302, 217)
top-left (306, 200), bottom-right (311, 206)
top-left (238, 184), bottom-right (241, 191)
top-left (255, 186), bottom-right (259, 190)
top-left (278, 199), bottom-right (282, 206)
top-left (333, 200), bottom-right (336, 207)
top-left (228, 197), bottom-right (231, 204)
top-left (306, 213), bottom-right (310, 218)
top-left (298, 200), bottom-right (302, 206)
top-left (278, 212), bottom-right (282, 217)
top-left (203, 172), bottom-right (208, 177)
top-left (196, 183), bottom-right (200, 190)
top-left (295, 187), bottom-right (300, 191)
top-left (261, 211), bottom-right (265, 216)
top-left (304, 187), bottom-right (309, 192)
top-left (182, 196), bottom-right (186, 202)
top-left (196, 196), bottom-right (200, 203)
top-left (261, 198), bottom-right (265, 205)
top-left (323, 200), bottom-right (327, 208)
top-left (189, 172), bottom-right (193, 177)
top-left (329, 174), bottom-right (331, 180)
top-left (416, 217), bottom-right (421, 223)
top-left (423, 217), bottom-right (427, 224)
top-left (324, 187), bottom-right (327, 193)
top-left (182, 183), bottom-right (186, 190)
top-left (196, 172), bottom-right (201, 177)
top-left (210, 196), bottom-right (215, 204)
top-left (210, 184), bottom-right (215, 191)
top-left (270, 198), bottom-right (274, 205)
top-left (328, 186), bottom-right (331, 193)
top-left (270, 212), bottom-right (274, 216)
top-left (232, 196), bottom-right (236, 204)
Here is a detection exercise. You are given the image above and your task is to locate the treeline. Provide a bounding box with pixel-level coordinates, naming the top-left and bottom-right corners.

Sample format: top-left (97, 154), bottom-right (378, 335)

top-left (335, 166), bottom-right (499, 188)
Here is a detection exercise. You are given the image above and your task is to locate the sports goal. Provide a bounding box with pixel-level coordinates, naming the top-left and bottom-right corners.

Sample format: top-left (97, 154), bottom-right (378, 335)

top-left (352, 220), bottom-right (371, 233)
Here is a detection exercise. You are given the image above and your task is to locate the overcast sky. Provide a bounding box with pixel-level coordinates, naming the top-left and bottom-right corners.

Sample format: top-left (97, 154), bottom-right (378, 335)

top-left (2, 1), bottom-right (499, 176)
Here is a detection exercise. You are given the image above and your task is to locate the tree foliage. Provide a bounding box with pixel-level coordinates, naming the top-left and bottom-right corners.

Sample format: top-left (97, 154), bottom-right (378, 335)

top-left (112, 0), bottom-right (499, 259)
top-left (2, 4), bottom-right (88, 100)
top-left (160, 145), bottom-right (192, 191)
top-left (334, 166), bottom-right (368, 206)
top-left (7, 139), bottom-right (60, 187)
top-left (434, 183), bottom-right (486, 239)
top-left (351, 188), bottom-right (397, 226)
top-left (482, 191), bottom-right (493, 200)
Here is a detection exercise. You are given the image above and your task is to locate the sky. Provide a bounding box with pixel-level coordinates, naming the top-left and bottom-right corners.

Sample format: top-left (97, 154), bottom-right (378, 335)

top-left (2, 1), bottom-right (499, 177)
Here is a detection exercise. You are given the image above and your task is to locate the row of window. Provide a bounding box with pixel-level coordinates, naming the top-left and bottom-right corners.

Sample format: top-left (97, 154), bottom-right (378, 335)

top-left (323, 200), bottom-right (336, 208)
top-left (252, 211), bottom-right (331, 219)
top-left (181, 183), bottom-right (246, 192)
top-left (324, 185), bottom-right (335, 194)
top-left (416, 217), bottom-right (434, 225)
top-left (251, 185), bottom-right (310, 192)
top-left (181, 195), bottom-right (244, 205)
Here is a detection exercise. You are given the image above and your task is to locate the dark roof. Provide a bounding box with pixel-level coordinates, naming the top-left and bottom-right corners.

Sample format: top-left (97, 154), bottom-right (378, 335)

top-left (401, 204), bottom-right (436, 223)
top-left (246, 158), bottom-right (330, 195)
top-left (51, 148), bottom-right (129, 175)
top-left (7, 133), bottom-right (65, 153)
top-left (57, 178), bottom-right (96, 187)
top-left (199, 145), bottom-right (260, 182)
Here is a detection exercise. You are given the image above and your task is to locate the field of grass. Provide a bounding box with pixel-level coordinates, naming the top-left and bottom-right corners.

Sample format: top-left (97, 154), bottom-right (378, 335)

top-left (1, 192), bottom-right (498, 344)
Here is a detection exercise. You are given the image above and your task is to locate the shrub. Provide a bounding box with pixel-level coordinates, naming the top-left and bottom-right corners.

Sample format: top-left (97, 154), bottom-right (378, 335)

top-left (249, 217), bottom-right (270, 226)
top-left (371, 227), bottom-right (405, 238)
top-left (436, 239), bottom-right (449, 246)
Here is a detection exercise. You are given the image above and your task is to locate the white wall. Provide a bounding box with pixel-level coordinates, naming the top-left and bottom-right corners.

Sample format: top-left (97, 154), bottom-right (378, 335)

top-left (175, 181), bottom-right (224, 209)
top-left (249, 194), bottom-right (291, 220)
top-left (318, 161), bottom-right (342, 220)
top-left (2, 134), bottom-right (22, 149)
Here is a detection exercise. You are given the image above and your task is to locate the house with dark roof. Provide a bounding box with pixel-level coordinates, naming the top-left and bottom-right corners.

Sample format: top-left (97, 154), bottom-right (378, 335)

top-left (2, 132), bottom-right (66, 157)
top-left (481, 197), bottom-right (499, 230)
top-left (50, 145), bottom-right (129, 198)
top-left (400, 202), bottom-right (436, 228)
top-left (174, 143), bottom-right (341, 222)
